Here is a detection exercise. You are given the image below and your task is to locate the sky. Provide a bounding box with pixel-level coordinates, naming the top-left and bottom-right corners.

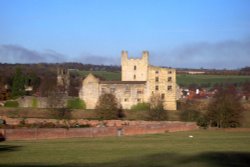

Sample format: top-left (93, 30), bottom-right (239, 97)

top-left (0, 0), bottom-right (250, 69)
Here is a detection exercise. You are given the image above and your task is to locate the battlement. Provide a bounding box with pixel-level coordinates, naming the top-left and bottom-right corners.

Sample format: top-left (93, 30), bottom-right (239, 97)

top-left (121, 50), bottom-right (149, 62)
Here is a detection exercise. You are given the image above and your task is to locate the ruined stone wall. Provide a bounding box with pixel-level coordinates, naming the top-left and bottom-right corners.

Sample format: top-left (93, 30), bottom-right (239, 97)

top-left (18, 96), bottom-right (49, 108)
top-left (100, 83), bottom-right (146, 109)
top-left (17, 96), bottom-right (70, 108)
top-left (57, 68), bottom-right (70, 87)
top-left (79, 74), bottom-right (100, 109)
top-left (121, 51), bottom-right (148, 81)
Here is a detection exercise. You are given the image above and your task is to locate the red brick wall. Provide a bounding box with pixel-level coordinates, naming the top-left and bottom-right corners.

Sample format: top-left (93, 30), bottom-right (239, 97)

top-left (123, 122), bottom-right (198, 135)
top-left (2, 122), bottom-right (198, 140)
top-left (3, 127), bottom-right (118, 140)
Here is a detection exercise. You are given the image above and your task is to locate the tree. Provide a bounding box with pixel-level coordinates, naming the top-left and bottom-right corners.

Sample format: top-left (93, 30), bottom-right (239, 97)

top-left (39, 75), bottom-right (57, 97)
top-left (95, 93), bottom-right (122, 120)
top-left (207, 85), bottom-right (243, 128)
top-left (11, 68), bottom-right (26, 98)
top-left (179, 100), bottom-right (201, 122)
top-left (242, 81), bottom-right (250, 100)
top-left (147, 94), bottom-right (168, 121)
top-left (47, 90), bottom-right (71, 119)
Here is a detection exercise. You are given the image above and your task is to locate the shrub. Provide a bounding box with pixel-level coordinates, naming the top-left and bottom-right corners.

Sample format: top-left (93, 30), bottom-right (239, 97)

top-left (32, 98), bottom-right (38, 108)
top-left (6, 110), bottom-right (19, 118)
top-left (95, 93), bottom-right (123, 120)
top-left (180, 110), bottom-right (201, 122)
top-left (17, 118), bottom-right (26, 127)
top-left (196, 115), bottom-right (209, 128)
top-left (131, 102), bottom-right (150, 111)
top-left (51, 108), bottom-right (72, 120)
top-left (41, 122), bottom-right (56, 128)
top-left (147, 94), bottom-right (168, 121)
top-left (4, 101), bottom-right (19, 108)
top-left (67, 98), bottom-right (86, 109)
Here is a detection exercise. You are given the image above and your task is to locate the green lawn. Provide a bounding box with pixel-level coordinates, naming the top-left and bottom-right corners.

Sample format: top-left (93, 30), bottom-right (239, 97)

top-left (77, 70), bottom-right (250, 87)
top-left (78, 71), bottom-right (121, 81)
top-left (1, 130), bottom-right (250, 167)
top-left (177, 74), bottom-right (250, 87)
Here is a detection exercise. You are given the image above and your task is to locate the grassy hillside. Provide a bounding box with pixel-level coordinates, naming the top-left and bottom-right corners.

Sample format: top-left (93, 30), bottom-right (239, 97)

top-left (77, 70), bottom-right (250, 87)
top-left (177, 74), bottom-right (250, 87)
top-left (78, 70), bottom-right (121, 81)
top-left (1, 130), bottom-right (250, 167)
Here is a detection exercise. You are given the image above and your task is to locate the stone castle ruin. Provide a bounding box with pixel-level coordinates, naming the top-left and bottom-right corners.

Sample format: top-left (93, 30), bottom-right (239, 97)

top-left (57, 68), bottom-right (70, 95)
top-left (79, 51), bottom-right (177, 110)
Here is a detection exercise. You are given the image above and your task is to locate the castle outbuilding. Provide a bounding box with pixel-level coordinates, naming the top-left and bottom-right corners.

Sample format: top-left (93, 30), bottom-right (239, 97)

top-left (79, 51), bottom-right (177, 110)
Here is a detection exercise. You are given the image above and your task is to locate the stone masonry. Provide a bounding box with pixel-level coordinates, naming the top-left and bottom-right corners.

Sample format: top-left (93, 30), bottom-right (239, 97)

top-left (79, 51), bottom-right (177, 110)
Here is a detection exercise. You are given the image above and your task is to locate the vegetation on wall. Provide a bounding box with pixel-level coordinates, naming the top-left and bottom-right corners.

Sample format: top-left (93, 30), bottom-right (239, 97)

top-left (4, 100), bottom-right (19, 108)
top-left (67, 98), bottom-right (86, 109)
top-left (32, 98), bottom-right (38, 108)
top-left (131, 102), bottom-right (150, 111)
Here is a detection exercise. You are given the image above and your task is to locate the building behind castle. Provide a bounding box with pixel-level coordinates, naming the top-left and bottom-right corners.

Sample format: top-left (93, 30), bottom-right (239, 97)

top-left (79, 51), bottom-right (177, 110)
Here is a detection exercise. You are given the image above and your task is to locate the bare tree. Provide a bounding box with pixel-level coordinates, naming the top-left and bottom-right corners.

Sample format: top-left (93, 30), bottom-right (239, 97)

top-left (148, 94), bottom-right (168, 121)
top-left (207, 85), bottom-right (243, 128)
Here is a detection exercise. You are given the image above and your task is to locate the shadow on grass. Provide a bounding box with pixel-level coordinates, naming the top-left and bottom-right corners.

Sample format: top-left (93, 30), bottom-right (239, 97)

top-left (0, 151), bottom-right (249, 167)
top-left (0, 145), bottom-right (22, 153)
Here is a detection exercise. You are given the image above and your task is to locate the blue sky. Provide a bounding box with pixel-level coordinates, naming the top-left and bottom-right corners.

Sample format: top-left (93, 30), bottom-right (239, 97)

top-left (0, 0), bottom-right (250, 69)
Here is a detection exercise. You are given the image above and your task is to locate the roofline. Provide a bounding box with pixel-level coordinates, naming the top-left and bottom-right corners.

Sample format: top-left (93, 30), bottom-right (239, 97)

top-left (100, 81), bottom-right (146, 84)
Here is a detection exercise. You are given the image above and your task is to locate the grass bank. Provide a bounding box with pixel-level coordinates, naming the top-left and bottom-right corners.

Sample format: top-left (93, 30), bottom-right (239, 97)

top-left (0, 130), bottom-right (250, 167)
top-left (77, 70), bottom-right (250, 87)
top-left (177, 74), bottom-right (250, 87)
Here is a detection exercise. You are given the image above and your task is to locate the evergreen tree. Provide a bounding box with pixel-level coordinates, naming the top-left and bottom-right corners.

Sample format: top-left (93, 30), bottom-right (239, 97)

top-left (11, 68), bottom-right (26, 98)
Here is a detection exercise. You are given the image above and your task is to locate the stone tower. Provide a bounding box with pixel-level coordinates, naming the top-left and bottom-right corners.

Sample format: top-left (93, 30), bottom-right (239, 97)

top-left (57, 68), bottom-right (70, 94)
top-left (121, 51), bottom-right (149, 81)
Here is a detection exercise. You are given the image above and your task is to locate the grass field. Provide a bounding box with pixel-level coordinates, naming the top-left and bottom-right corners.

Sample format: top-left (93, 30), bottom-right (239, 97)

top-left (78, 71), bottom-right (121, 81)
top-left (1, 130), bottom-right (250, 167)
top-left (177, 74), bottom-right (250, 87)
top-left (77, 70), bottom-right (250, 87)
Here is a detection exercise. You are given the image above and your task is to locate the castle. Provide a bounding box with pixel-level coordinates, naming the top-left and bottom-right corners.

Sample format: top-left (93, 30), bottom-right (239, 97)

top-left (79, 51), bottom-right (177, 110)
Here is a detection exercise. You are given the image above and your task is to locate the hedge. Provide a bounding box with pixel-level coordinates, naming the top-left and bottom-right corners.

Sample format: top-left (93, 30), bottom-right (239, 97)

top-left (4, 100), bottom-right (19, 108)
top-left (67, 98), bottom-right (86, 109)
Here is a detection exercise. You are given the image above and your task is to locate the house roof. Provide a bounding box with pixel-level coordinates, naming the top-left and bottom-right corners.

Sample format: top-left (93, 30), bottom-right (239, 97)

top-left (100, 81), bottom-right (146, 84)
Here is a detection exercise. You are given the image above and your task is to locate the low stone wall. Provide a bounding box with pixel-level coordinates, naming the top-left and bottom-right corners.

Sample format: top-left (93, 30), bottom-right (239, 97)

top-left (1, 121), bottom-right (198, 140)
top-left (17, 96), bottom-right (74, 108)
top-left (17, 96), bottom-right (49, 108)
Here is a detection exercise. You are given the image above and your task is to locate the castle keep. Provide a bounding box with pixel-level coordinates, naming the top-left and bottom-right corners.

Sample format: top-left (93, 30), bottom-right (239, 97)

top-left (79, 51), bottom-right (177, 110)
